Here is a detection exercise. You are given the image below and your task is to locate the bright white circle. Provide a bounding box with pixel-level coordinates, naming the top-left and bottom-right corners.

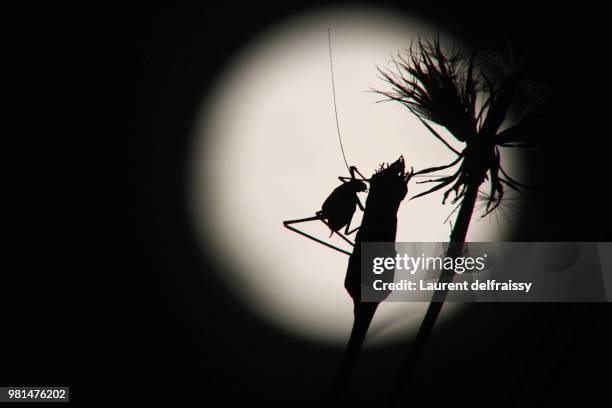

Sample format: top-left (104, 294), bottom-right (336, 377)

top-left (188, 6), bottom-right (523, 345)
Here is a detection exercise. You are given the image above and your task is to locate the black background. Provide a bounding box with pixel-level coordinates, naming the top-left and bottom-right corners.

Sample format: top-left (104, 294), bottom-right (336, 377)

top-left (7, 1), bottom-right (612, 407)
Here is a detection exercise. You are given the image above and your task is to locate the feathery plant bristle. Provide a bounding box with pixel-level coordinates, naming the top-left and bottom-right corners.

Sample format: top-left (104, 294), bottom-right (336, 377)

top-left (373, 33), bottom-right (554, 217)
top-left (383, 34), bottom-right (553, 405)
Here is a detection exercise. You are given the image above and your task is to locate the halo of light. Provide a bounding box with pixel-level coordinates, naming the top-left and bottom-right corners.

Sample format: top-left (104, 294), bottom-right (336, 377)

top-left (188, 5), bottom-right (524, 345)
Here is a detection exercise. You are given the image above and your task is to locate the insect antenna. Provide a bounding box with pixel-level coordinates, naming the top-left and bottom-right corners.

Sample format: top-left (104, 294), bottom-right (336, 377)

top-left (328, 29), bottom-right (351, 173)
top-left (328, 30), bottom-right (452, 179)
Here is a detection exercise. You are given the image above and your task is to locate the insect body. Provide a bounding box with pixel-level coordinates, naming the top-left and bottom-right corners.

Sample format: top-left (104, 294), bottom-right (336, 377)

top-left (319, 166), bottom-right (367, 235)
top-left (283, 166), bottom-right (368, 252)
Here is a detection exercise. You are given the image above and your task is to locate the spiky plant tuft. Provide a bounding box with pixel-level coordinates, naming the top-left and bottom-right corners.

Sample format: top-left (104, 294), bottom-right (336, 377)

top-left (376, 34), bottom-right (554, 406)
top-left (375, 34), bottom-right (552, 221)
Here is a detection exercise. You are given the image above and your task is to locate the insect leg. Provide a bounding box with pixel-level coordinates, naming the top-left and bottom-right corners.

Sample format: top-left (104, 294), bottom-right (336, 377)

top-left (339, 176), bottom-right (371, 183)
top-left (343, 213), bottom-right (360, 236)
top-left (283, 215), bottom-right (352, 256)
top-left (339, 168), bottom-right (370, 183)
top-left (345, 226), bottom-right (360, 235)
top-left (350, 166), bottom-right (368, 181)
top-left (320, 219), bottom-right (355, 247)
top-left (356, 196), bottom-right (365, 211)
top-left (283, 215), bottom-right (322, 226)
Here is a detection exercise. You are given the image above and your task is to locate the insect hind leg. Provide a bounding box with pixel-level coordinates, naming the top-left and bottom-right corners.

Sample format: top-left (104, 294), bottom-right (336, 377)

top-left (283, 214), bottom-right (353, 255)
top-left (320, 219), bottom-right (355, 247)
top-left (283, 214), bottom-right (322, 227)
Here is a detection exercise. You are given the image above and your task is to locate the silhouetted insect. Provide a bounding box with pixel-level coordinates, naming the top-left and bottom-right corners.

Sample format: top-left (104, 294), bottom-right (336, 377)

top-left (282, 30), bottom-right (371, 255)
top-left (283, 166), bottom-right (368, 254)
top-left (282, 30), bottom-right (443, 255)
top-left (320, 166), bottom-right (368, 234)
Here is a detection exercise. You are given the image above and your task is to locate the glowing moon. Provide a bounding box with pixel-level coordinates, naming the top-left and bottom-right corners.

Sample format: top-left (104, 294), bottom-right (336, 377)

top-left (188, 6), bottom-right (523, 345)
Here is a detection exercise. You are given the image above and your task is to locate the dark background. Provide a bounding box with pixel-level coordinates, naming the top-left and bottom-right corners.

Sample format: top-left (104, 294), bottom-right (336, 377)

top-left (6, 1), bottom-right (611, 406)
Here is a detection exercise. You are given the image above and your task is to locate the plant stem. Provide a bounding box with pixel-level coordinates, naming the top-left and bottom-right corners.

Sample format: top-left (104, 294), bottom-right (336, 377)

top-left (449, 182), bottom-right (479, 244)
top-left (386, 181), bottom-right (480, 406)
top-left (327, 303), bottom-right (378, 406)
